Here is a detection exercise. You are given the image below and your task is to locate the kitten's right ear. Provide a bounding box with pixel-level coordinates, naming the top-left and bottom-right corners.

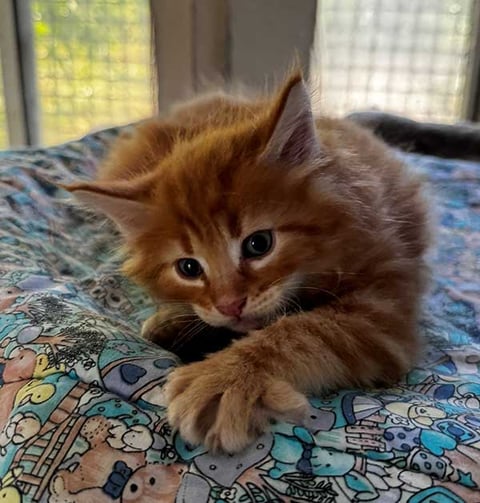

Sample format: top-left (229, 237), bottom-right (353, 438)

top-left (60, 179), bottom-right (153, 239)
top-left (261, 73), bottom-right (322, 167)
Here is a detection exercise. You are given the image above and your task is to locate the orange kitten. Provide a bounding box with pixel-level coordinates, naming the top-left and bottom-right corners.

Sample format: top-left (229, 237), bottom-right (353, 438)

top-left (65, 72), bottom-right (430, 453)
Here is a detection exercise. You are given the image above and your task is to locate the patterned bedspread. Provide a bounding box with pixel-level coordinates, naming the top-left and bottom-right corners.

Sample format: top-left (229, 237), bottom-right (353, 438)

top-left (0, 128), bottom-right (479, 503)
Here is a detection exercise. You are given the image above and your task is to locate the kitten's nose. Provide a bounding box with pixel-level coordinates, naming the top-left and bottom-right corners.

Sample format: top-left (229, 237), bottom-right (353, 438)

top-left (216, 297), bottom-right (247, 318)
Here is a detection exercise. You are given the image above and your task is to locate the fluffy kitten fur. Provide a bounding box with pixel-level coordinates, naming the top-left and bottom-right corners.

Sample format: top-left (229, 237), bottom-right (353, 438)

top-left (65, 73), bottom-right (430, 453)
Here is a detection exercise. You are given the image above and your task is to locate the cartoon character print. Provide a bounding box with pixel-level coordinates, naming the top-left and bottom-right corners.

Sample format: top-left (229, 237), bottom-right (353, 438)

top-left (49, 415), bottom-right (183, 503)
top-left (445, 348), bottom-right (480, 376)
top-left (81, 395), bottom-right (155, 428)
top-left (121, 463), bottom-right (184, 502)
top-left (442, 443), bottom-right (480, 488)
top-left (383, 401), bottom-right (458, 460)
top-left (450, 382), bottom-right (480, 411)
top-left (380, 393), bottom-right (480, 493)
top-left (407, 448), bottom-right (452, 480)
top-left (189, 434), bottom-right (273, 488)
top-left (14, 379), bottom-right (56, 408)
top-left (49, 477), bottom-right (107, 503)
top-left (0, 348), bottom-right (57, 432)
top-left (266, 425), bottom-right (391, 502)
top-left (0, 468), bottom-right (23, 503)
top-left (0, 345), bottom-right (63, 383)
top-left (307, 393), bottom-right (387, 453)
top-left (0, 272), bottom-right (76, 312)
top-left (1, 127), bottom-right (480, 503)
top-left (0, 411), bottom-right (41, 455)
top-left (0, 314), bottom-right (29, 346)
top-left (408, 374), bottom-right (456, 402)
top-left (270, 427), bottom-right (363, 484)
top-left (385, 401), bottom-right (447, 428)
top-left (7, 308), bottom-right (121, 382)
top-left (0, 347), bottom-right (38, 384)
top-left (16, 274), bottom-right (75, 299)
top-left (50, 415), bottom-right (149, 497)
top-left (434, 417), bottom-right (480, 448)
top-left (97, 340), bottom-right (177, 406)
top-left (107, 422), bottom-right (153, 452)
top-left (410, 374), bottom-right (480, 418)
top-left (50, 462), bottom-right (184, 503)
top-left (82, 275), bottom-right (132, 313)
top-left (0, 285), bottom-right (24, 311)
top-left (381, 462), bottom-right (466, 502)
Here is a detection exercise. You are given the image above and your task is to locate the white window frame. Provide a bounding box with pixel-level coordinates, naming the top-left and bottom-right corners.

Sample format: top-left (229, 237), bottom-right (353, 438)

top-left (0, 0), bottom-right (40, 146)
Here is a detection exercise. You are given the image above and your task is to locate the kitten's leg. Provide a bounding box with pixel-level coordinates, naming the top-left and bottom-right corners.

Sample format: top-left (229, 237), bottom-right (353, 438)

top-left (141, 304), bottom-right (197, 347)
top-left (164, 286), bottom-right (419, 453)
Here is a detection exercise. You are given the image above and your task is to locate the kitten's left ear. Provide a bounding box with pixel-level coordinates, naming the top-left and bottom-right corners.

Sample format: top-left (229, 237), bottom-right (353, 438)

top-left (59, 178), bottom-right (154, 240)
top-left (261, 74), bottom-right (322, 166)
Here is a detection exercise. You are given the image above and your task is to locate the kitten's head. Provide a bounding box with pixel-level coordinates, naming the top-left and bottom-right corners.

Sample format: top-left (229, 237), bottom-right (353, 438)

top-left (66, 74), bottom-right (357, 332)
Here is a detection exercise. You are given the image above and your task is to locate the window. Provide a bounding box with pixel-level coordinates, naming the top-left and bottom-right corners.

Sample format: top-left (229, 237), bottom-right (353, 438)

top-left (33, 0), bottom-right (153, 145)
top-left (313, 0), bottom-right (476, 122)
top-left (1, 0), bottom-right (478, 148)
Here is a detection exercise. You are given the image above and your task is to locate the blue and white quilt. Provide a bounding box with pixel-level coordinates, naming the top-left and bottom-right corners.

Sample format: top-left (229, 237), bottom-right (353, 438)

top-left (0, 127), bottom-right (479, 502)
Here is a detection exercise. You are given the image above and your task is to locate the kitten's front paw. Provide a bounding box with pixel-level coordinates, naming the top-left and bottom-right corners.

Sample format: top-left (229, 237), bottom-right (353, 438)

top-left (164, 355), bottom-right (309, 453)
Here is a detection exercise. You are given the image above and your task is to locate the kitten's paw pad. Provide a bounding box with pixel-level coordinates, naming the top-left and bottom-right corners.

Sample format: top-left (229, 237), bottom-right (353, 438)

top-left (164, 360), bottom-right (309, 453)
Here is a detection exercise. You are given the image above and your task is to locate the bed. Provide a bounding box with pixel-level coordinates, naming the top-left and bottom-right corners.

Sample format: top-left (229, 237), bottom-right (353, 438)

top-left (0, 126), bottom-right (479, 502)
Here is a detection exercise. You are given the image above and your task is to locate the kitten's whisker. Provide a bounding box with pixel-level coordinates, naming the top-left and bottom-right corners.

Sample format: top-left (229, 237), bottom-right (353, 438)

top-left (172, 326), bottom-right (205, 350)
top-left (276, 295), bottom-right (303, 318)
top-left (171, 326), bottom-right (198, 350)
top-left (302, 270), bottom-right (361, 277)
top-left (151, 313), bottom-right (198, 326)
top-left (382, 217), bottom-right (417, 224)
top-left (160, 312), bottom-right (197, 319)
top-left (176, 318), bottom-right (204, 333)
top-left (173, 320), bottom-right (208, 349)
top-left (166, 313), bottom-right (198, 320)
top-left (151, 316), bottom-right (198, 331)
top-left (266, 275), bottom-right (296, 289)
top-left (284, 300), bottom-right (303, 315)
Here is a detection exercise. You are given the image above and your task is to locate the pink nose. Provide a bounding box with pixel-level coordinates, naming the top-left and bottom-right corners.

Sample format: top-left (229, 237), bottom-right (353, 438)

top-left (216, 297), bottom-right (247, 318)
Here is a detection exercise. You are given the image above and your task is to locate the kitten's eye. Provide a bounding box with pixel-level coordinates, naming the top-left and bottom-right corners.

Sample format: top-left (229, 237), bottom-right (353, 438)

top-left (176, 258), bottom-right (203, 278)
top-left (242, 230), bottom-right (273, 259)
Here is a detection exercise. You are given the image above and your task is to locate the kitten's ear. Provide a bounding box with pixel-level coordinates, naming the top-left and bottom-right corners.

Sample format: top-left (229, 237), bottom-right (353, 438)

top-left (261, 74), bottom-right (322, 166)
top-left (60, 179), bottom-right (153, 239)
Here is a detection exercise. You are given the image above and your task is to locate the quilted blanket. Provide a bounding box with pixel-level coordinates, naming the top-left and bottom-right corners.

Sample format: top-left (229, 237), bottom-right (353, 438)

top-left (0, 128), bottom-right (479, 503)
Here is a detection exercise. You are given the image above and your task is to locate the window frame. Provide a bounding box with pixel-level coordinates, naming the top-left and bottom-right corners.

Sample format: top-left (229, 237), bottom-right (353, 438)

top-left (1, 0), bottom-right (477, 148)
top-left (0, 0), bottom-right (40, 146)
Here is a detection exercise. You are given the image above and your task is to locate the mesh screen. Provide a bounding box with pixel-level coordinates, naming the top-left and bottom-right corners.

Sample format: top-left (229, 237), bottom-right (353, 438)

top-left (33, 0), bottom-right (154, 145)
top-left (312, 0), bottom-right (475, 122)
